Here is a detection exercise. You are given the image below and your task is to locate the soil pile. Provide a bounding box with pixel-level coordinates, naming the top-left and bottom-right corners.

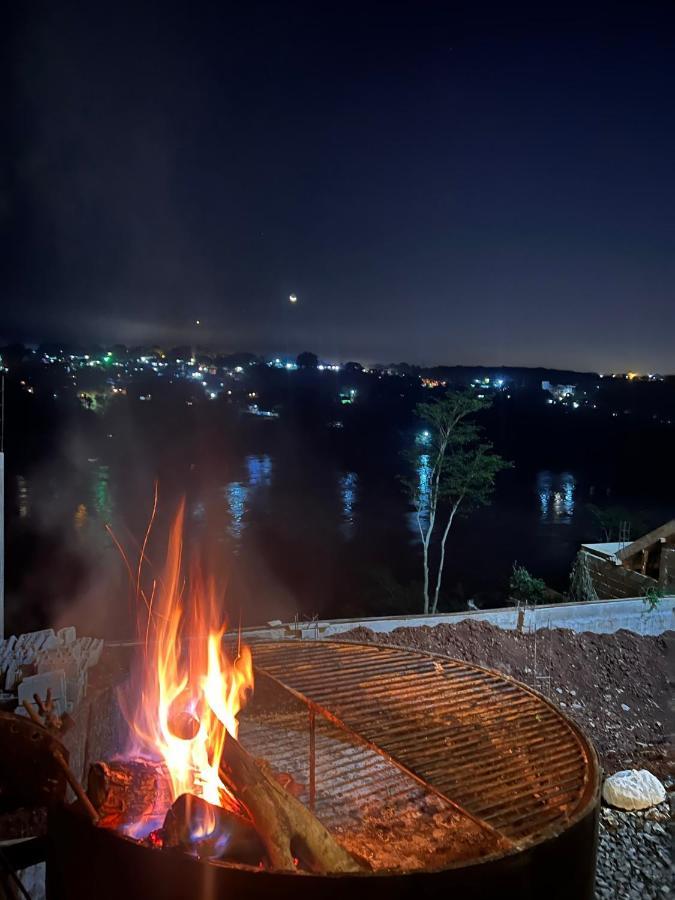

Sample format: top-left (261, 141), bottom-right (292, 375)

top-left (340, 620), bottom-right (672, 778)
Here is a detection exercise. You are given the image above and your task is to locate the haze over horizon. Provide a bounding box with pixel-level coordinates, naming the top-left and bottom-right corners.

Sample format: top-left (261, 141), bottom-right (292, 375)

top-left (3, 329), bottom-right (669, 378)
top-left (4, 1), bottom-right (674, 373)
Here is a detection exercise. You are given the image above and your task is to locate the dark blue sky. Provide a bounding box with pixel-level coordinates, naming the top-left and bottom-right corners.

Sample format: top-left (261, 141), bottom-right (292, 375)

top-left (4, 1), bottom-right (674, 371)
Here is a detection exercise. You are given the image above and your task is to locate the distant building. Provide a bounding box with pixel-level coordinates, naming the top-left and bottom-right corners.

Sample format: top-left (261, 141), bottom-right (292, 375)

top-left (578, 519), bottom-right (675, 599)
top-left (542, 381), bottom-right (576, 401)
top-left (339, 388), bottom-right (357, 405)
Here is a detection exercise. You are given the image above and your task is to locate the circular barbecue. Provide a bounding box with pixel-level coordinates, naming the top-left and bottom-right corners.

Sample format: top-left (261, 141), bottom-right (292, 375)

top-left (49, 640), bottom-right (600, 899)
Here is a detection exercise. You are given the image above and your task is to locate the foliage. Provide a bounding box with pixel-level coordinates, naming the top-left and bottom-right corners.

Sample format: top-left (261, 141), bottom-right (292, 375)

top-left (401, 389), bottom-right (511, 614)
top-left (568, 552), bottom-right (599, 604)
top-left (296, 351), bottom-right (318, 368)
top-left (509, 563), bottom-right (547, 606)
top-left (642, 585), bottom-right (664, 612)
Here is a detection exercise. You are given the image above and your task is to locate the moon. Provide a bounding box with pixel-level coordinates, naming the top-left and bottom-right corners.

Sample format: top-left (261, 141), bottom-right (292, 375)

top-left (289, 294), bottom-right (298, 304)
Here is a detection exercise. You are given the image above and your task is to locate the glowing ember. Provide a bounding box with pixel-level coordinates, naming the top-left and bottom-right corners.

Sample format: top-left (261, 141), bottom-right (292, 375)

top-left (119, 500), bottom-right (253, 836)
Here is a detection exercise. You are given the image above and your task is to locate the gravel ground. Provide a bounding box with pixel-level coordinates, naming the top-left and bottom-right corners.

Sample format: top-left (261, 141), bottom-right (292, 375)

top-left (597, 801), bottom-right (672, 900)
top-left (339, 621), bottom-right (673, 898)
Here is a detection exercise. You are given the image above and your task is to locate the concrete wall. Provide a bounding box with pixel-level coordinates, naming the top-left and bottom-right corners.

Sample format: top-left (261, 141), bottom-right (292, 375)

top-left (242, 595), bottom-right (674, 642)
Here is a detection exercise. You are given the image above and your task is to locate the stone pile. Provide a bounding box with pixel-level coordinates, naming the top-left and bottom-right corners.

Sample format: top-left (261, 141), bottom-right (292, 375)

top-left (0, 627), bottom-right (103, 716)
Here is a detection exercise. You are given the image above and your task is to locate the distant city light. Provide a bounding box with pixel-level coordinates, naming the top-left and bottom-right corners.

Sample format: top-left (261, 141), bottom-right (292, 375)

top-left (195, 319), bottom-right (201, 325)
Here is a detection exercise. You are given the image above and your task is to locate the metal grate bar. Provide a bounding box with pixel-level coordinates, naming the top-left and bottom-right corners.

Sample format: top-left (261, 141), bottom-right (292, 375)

top-left (252, 640), bottom-right (595, 846)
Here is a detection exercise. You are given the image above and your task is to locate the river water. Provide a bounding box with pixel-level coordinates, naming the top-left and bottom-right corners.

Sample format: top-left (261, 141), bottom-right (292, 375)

top-left (7, 432), bottom-right (669, 639)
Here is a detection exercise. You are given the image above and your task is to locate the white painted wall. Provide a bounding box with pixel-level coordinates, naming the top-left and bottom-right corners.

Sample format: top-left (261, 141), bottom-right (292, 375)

top-left (241, 596), bottom-right (675, 642)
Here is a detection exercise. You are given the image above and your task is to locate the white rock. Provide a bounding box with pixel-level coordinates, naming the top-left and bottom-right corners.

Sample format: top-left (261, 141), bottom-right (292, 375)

top-left (602, 770), bottom-right (666, 811)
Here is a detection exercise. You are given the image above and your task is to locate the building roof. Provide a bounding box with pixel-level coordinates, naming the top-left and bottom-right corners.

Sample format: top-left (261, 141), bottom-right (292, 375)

top-left (616, 519), bottom-right (675, 561)
top-left (581, 542), bottom-right (625, 562)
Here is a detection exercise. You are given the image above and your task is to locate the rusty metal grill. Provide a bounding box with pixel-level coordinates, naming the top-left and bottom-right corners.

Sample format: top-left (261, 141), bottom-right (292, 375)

top-left (251, 640), bottom-right (597, 850)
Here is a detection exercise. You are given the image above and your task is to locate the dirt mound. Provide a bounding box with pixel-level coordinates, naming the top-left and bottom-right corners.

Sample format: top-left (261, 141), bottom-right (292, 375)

top-left (339, 621), bottom-right (672, 778)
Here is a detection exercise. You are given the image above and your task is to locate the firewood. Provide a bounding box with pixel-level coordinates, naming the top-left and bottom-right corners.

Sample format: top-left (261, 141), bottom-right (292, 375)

top-left (219, 735), bottom-right (365, 874)
top-left (162, 793), bottom-right (266, 865)
top-left (87, 758), bottom-right (173, 830)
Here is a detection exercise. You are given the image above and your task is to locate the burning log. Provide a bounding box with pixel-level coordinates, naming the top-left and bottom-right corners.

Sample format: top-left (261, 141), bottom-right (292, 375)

top-left (87, 759), bottom-right (173, 830)
top-left (219, 735), bottom-right (366, 874)
top-left (162, 793), bottom-right (266, 865)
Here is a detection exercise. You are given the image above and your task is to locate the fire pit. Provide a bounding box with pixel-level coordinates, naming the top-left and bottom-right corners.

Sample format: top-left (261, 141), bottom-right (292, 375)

top-left (40, 508), bottom-right (599, 897)
top-left (48, 639), bottom-right (599, 899)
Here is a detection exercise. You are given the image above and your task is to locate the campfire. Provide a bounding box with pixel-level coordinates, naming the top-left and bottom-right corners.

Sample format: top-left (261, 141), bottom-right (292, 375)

top-left (87, 502), bottom-right (363, 873)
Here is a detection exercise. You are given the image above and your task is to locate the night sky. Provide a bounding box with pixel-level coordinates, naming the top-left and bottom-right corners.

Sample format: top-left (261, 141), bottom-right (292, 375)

top-left (4, 2), bottom-right (674, 372)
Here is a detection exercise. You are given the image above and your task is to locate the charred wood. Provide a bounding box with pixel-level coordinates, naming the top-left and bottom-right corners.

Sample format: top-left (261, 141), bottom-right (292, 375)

top-left (162, 793), bottom-right (266, 865)
top-left (87, 759), bottom-right (172, 830)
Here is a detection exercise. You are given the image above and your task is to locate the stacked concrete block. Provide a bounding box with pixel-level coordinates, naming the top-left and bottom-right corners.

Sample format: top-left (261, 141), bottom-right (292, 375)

top-left (18, 670), bottom-right (68, 716)
top-left (0, 627), bottom-right (103, 718)
top-left (57, 626), bottom-right (77, 646)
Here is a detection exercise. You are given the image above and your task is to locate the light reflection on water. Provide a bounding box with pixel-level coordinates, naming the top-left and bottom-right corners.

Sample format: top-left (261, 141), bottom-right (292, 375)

top-left (247, 454), bottom-right (273, 487)
top-left (92, 465), bottom-right (113, 521)
top-left (339, 472), bottom-right (358, 538)
top-left (224, 455), bottom-right (273, 543)
top-left (537, 471), bottom-right (576, 524)
top-left (225, 481), bottom-right (249, 541)
top-left (407, 453), bottom-right (432, 534)
top-left (192, 501), bottom-right (206, 522)
top-left (74, 503), bottom-right (88, 530)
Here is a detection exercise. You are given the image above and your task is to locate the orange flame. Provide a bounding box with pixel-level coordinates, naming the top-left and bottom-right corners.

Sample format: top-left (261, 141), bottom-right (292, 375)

top-left (121, 500), bottom-right (253, 834)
